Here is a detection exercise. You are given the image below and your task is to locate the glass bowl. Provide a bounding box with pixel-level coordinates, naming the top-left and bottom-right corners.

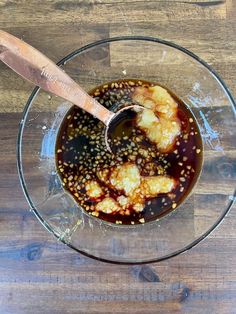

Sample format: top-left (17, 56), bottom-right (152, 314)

top-left (17, 36), bottom-right (236, 264)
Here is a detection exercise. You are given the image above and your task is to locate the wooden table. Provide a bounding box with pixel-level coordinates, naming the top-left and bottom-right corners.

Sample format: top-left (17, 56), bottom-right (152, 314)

top-left (0, 1), bottom-right (236, 313)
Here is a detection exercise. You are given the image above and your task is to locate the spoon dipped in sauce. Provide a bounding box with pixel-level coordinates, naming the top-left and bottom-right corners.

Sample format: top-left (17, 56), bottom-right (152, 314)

top-left (0, 30), bottom-right (142, 152)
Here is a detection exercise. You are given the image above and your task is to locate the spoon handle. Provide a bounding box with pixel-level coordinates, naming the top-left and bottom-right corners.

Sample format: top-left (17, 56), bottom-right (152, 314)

top-left (0, 30), bottom-right (113, 125)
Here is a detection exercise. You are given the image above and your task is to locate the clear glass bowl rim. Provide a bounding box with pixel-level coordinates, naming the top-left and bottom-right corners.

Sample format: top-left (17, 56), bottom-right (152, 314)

top-left (17, 35), bottom-right (236, 264)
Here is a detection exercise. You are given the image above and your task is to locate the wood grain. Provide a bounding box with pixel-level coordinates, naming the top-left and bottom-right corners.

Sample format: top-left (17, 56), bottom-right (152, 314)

top-left (0, 0), bottom-right (236, 313)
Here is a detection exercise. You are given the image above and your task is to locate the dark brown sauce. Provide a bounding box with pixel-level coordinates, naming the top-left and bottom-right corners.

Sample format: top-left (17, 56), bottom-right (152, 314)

top-left (55, 79), bottom-right (203, 225)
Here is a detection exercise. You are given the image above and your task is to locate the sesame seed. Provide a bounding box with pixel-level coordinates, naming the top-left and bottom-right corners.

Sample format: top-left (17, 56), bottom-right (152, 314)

top-left (56, 80), bottom-right (201, 226)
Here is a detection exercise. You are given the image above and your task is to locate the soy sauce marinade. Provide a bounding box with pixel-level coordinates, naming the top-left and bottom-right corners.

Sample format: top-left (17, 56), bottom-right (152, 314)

top-left (56, 80), bottom-right (203, 225)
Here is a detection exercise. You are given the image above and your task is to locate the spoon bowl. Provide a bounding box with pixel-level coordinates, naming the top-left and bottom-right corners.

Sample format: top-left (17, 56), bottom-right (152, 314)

top-left (105, 104), bottom-right (144, 153)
